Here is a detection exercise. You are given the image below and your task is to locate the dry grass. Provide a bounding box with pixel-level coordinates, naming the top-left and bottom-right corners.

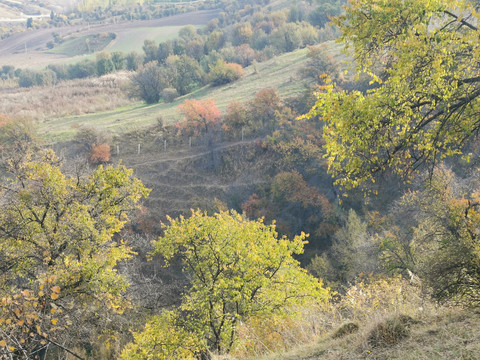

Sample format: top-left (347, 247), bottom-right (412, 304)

top-left (212, 276), bottom-right (459, 360)
top-left (0, 71), bottom-right (135, 122)
top-left (214, 273), bottom-right (480, 360)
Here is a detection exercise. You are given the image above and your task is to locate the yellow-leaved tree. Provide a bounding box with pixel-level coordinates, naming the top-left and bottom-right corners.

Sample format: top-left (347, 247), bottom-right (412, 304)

top-left (0, 150), bottom-right (149, 358)
top-left (304, 0), bottom-right (480, 190)
top-left (121, 210), bottom-right (329, 359)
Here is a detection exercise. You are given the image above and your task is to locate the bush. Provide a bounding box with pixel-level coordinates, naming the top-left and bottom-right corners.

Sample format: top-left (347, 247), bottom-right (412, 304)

top-left (120, 311), bottom-right (204, 360)
top-left (367, 315), bottom-right (413, 348)
top-left (89, 143), bottom-right (111, 164)
top-left (161, 87), bottom-right (178, 103)
top-left (333, 322), bottom-right (359, 338)
top-left (208, 60), bottom-right (244, 86)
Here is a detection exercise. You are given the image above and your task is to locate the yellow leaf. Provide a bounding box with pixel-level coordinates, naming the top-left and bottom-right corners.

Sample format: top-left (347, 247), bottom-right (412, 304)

top-left (0, 340), bottom-right (6, 347)
top-left (51, 286), bottom-right (61, 294)
top-left (51, 293), bottom-right (59, 300)
top-left (51, 318), bottom-right (58, 325)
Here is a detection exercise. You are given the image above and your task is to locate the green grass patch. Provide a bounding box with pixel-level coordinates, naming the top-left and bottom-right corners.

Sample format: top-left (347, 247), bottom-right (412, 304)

top-left (108, 26), bottom-right (192, 53)
top-left (47, 33), bottom-right (116, 56)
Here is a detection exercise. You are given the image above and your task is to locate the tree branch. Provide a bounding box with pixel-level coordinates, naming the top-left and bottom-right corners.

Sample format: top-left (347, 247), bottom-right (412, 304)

top-left (443, 10), bottom-right (478, 30)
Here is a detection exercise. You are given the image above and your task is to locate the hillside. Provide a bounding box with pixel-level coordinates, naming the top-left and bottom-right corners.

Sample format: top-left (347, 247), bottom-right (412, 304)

top-left (3, 1), bottom-right (479, 360)
top-left (262, 309), bottom-right (480, 360)
top-left (0, 9), bottom-right (219, 69)
top-left (33, 41), bottom-right (346, 141)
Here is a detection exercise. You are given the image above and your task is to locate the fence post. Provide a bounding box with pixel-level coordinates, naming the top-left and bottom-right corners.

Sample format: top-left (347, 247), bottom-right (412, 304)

top-left (116, 145), bottom-right (119, 155)
top-left (164, 140), bottom-right (167, 151)
top-left (137, 144), bottom-right (141, 155)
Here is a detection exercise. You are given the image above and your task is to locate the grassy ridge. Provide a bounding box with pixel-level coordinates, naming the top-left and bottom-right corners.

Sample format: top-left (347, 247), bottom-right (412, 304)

top-left (39, 41), bottom-right (346, 141)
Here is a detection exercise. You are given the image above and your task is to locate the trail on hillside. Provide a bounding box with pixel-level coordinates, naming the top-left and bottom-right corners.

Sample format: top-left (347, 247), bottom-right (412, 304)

top-left (121, 137), bottom-right (271, 217)
top-left (126, 137), bottom-right (264, 167)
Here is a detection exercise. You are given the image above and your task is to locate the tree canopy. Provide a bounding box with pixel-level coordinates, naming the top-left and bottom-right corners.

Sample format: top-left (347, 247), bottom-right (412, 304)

top-left (123, 210), bottom-right (329, 358)
top-left (305, 0), bottom-right (480, 190)
top-left (0, 150), bottom-right (149, 357)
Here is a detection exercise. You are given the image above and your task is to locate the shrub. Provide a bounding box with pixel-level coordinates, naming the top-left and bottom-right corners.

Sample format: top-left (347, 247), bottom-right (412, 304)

top-left (89, 143), bottom-right (111, 164)
top-left (208, 60), bottom-right (244, 86)
top-left (120, 311), bottom-right (204, 360)
top-left (367, 315), bottom-right (413, 348)
top-left (161, 87), bottom-right (178, 103)
top-left (333, 322), bottom-right (359, 338)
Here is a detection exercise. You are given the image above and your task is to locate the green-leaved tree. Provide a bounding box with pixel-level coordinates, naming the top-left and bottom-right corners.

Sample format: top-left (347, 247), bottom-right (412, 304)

top-left (122, 210), bottom-right (328, 358)
top-left (305, 0), bottom-right (480, 190)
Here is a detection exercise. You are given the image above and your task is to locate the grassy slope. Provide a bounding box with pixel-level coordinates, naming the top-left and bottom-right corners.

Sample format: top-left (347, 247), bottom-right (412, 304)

top-left (39, 41), bottom-right (346, 141)
top-left (212, 308), bottom-right (480, 360)
top-left (269, 309), bottom-right (480, 360)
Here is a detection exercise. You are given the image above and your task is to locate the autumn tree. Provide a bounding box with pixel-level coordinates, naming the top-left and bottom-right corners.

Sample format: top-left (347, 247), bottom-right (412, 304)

top-left (299, 45), bottom-right (339, 82)
top-left (249, 88), bottom-right (282, 130)
top-left (163, 54), bottom-right (205, 95)
top-left (177, 98), bottom-right (221, 137)
top-left (305, 0), bottom-right (480, 190)
top-left (0, 150), bottom-right (149, 357)
top-left (0, 116), bottom-right (36, 162)
top-left (232, 22), bottom-right (253, 46)
top-left (123, 210), bottom-right (328, 357)
top-left (223, 100), bottom-right (251, 136)
top-left (308, 209), bottom-right (377, 287)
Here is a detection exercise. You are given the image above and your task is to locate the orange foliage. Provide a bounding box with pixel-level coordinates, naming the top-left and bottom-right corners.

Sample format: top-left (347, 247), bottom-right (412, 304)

top-left (225, 62), bottom-right (244, 78)
top-left (272, 170), bottom-right (325, 208)
top-left (89, 143), bottom-right (111, 164)
top-left (177, 99), bottom-right (222, 136)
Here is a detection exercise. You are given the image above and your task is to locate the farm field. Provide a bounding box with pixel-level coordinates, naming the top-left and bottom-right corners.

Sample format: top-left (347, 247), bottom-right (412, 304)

top-left (37, 41), bottom-right (346, 142)
top-left (0, 9), bottom-right (219, 68)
